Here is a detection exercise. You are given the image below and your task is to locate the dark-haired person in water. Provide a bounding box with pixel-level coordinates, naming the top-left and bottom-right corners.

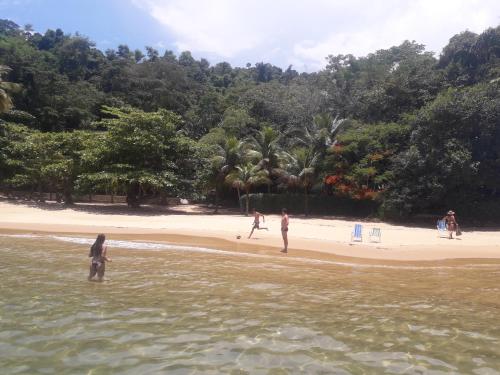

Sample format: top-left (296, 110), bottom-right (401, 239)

top-left (280, 208), bottom-right (289, 253)
top-left (248, 208), bottom-right (268, 238)
top-left (88, 234), bottom-right (111, 281)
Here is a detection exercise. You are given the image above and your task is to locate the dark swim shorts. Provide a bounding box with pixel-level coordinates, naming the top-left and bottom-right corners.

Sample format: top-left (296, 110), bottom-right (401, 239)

top-left (89, 260), bottom-right (105, 279)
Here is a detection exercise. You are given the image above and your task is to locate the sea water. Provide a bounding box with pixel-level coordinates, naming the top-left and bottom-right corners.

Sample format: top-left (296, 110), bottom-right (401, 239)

top-left (0, 235), bottom-right (499, 374)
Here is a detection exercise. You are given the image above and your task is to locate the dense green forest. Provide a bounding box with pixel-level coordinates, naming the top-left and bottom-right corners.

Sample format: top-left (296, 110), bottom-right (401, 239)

top-left (0, 19), bottom-right (499, 221)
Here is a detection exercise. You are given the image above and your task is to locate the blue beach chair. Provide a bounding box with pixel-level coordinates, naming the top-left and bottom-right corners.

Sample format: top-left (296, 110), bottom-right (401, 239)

top-left (437, 219), bottom-right (448, 238)
top-left (369, 227), bottom-right (381, 243)
top-left (351, 224), bottom-right (363, 242)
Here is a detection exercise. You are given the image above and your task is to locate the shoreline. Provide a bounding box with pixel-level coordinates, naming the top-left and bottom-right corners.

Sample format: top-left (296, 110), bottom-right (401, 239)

top-left (1, 201), bottom-right (500, 263)
top-left (2, 225), bottom-right (500, 268)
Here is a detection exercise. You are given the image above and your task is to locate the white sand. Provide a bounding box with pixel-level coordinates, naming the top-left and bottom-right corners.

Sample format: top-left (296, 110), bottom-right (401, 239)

top-left (1, 201), bottom-right (499, 261)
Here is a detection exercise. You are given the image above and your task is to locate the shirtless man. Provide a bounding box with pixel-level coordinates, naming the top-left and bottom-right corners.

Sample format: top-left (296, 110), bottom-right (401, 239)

top-left (280, 208), bottom-right (289, 253)
top-left (248, 208), bottom-right (268, 238)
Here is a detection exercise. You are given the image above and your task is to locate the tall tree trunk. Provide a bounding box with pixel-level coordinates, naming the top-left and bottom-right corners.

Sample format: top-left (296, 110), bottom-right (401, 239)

top-left (245, 188), bottom-right (250, 216)
top-left (37, 181), bottom-right (43, 202)
top-left (304, 185), bottom-right (309, 216)
top-left (236, 187), bottom-right (242, 213)
top-left (63, 185), bottom-right (73, 205)
top-left (160, 190), bottom-right (167, 205)
top-left (267, 167), bottom-right (272, 193)
top-left (214, 185), bottom-right (219, 214)
top-left (126, 182), bottom-right (140, 208)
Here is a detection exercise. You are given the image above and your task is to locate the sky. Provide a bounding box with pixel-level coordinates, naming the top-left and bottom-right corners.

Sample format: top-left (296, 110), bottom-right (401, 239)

top-left (1, 0), bottom-right (499, 71)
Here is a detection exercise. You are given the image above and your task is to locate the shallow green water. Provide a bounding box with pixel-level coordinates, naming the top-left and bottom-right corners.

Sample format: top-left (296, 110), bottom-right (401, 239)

top-left (0, 235), bottom-right (499, 374)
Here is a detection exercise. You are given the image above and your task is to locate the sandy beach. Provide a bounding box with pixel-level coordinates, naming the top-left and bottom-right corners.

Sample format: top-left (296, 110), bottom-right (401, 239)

top-left (1, 200), bottom-right (499, 263)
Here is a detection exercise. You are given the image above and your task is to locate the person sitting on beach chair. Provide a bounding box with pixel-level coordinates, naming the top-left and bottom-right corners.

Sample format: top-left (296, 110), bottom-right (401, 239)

top-left (248, 208), bottom-right (268, 238)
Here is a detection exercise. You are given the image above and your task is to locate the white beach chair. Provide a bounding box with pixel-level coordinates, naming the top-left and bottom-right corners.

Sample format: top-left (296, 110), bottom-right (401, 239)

top-left (351, 223), bottom-right (363, 242)
top-left (369, 227), bottom-right (381, 243)
top-left (437, 219), bottom-right (448, 238)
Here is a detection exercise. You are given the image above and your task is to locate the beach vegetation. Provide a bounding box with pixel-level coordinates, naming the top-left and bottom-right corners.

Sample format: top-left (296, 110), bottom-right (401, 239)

top-left (0, 19), bottom-right (499, 221)
top-left (226, 162), bottom-right (270, 215)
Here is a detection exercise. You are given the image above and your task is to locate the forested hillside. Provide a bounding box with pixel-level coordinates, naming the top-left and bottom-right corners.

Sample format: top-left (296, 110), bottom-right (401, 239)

top-left (1, 19), bottom-right (499, 221)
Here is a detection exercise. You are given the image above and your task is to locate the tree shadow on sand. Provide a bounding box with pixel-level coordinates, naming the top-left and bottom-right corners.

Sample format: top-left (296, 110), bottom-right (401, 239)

top-left (0, 197), bottom-right (240, 217)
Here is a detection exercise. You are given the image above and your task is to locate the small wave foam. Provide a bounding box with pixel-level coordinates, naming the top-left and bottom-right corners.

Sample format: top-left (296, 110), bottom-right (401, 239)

top-left (1, 233), bottom-right (499, 270)
top-left (1, 234), bottom-right (43, 239)
top-left (53, 236), bottom-right (225, 253)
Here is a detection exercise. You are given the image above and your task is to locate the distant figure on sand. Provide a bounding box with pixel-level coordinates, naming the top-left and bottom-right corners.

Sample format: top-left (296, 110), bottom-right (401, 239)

top-left (248, 208), bottom-right (268, 238)
top-left (443, 210), bottom-right (458, 239)
top-left (281, 208), bottom-right (289, 253)
top-left (88, 234), bottom-right (111, 281)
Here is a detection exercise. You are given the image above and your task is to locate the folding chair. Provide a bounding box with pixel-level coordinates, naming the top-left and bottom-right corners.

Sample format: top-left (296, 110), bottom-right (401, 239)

top-left (437, 219), bottom-right (448, 238)
top-left (369, 227), bottom-right (381, 243)
top-left (351, 223), bottom-right (363, 242)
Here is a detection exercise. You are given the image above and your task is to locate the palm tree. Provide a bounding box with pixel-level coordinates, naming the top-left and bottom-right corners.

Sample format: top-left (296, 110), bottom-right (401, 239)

top-left (225, 163), bottom-right (270, 216)
top-left (281, 147), bottom-right (320, 216)
top-left (246, 126), bottom-right (282, 192)
top-left (0, 65), bottom-right (21, 113)
top-left (292, 113), bottom-right (344, 155)
top-left (209, 136), bottom-right (246, 213)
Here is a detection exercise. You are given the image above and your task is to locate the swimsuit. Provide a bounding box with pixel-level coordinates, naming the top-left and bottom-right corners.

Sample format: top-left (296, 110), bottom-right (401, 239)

top-left (445, 216), bottom-right (457, 231)
top-left (89, 244), bottom-right (105, 278)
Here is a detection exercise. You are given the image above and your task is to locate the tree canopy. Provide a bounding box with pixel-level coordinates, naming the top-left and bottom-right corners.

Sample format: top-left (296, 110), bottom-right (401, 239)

top-left (1, 19), bottom-right (499, 221)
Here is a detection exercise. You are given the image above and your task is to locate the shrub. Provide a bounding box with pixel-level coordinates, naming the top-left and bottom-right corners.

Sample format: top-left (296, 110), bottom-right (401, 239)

top-left (240, 193), bottom-right (379, 217)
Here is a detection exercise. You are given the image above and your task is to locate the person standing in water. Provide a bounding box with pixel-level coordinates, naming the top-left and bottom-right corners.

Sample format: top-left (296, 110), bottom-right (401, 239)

top-left (443, 210), bottom-right (458, 239)
top-left (280, 208), bottom-right (289, 253)
top-left (248, 208), bottom-right (268, 238)
top-left (88, 234), bottom-right (111, 281)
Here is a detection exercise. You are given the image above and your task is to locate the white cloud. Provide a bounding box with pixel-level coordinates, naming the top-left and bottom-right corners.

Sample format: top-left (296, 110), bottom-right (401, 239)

top-left (0, 0), bottom-right (31, 7)
top-left (132, 0), bottom-right (500, 71)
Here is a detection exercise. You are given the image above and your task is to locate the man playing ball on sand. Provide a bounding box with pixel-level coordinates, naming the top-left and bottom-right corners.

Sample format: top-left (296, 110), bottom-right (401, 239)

top-left (281, 208), bottom-right (289, 253)
top-left (248, 208), bottom-right (268, 238)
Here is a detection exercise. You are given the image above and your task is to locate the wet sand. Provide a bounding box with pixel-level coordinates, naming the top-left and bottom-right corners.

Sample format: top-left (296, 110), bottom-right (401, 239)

top-left (1, 201), bottom-right (500, 263)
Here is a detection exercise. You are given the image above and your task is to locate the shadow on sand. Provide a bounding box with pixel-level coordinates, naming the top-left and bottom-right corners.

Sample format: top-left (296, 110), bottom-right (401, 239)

top-left (0, 196), bottom-right (239, 217)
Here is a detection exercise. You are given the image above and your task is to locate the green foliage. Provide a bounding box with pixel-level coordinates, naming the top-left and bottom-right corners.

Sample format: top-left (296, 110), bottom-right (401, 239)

top-left (0, 122), bottom-right (32, 185)
top-left (0, 65), bottom-right (21, 112)
top-left (382, 81), bottom-right (500, 218)
top-left (0, 18), bottom-right (499, 222)
top-left (199, 132), bottom-right (248, 212)
top-left (220, 107), bottom-right (257, 138)
top-left (246, 126), bottom-right (281, 171)
top-left (325, 41), bottom-right (442, 122)
top-left (324, 121), bottom-right (410, 197)
top-left (225, 163), bottom-right (270, 215)
top-left (281, 147), bottom-right (320, 215)
top-left (78, 107), bottom-right (201, 206)
top-left (439, 26), bottom-right (500, 86)
top-left (0, 123), bottom-right (91, 202)
top-left (242, 193), bottom-right (379, 217)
